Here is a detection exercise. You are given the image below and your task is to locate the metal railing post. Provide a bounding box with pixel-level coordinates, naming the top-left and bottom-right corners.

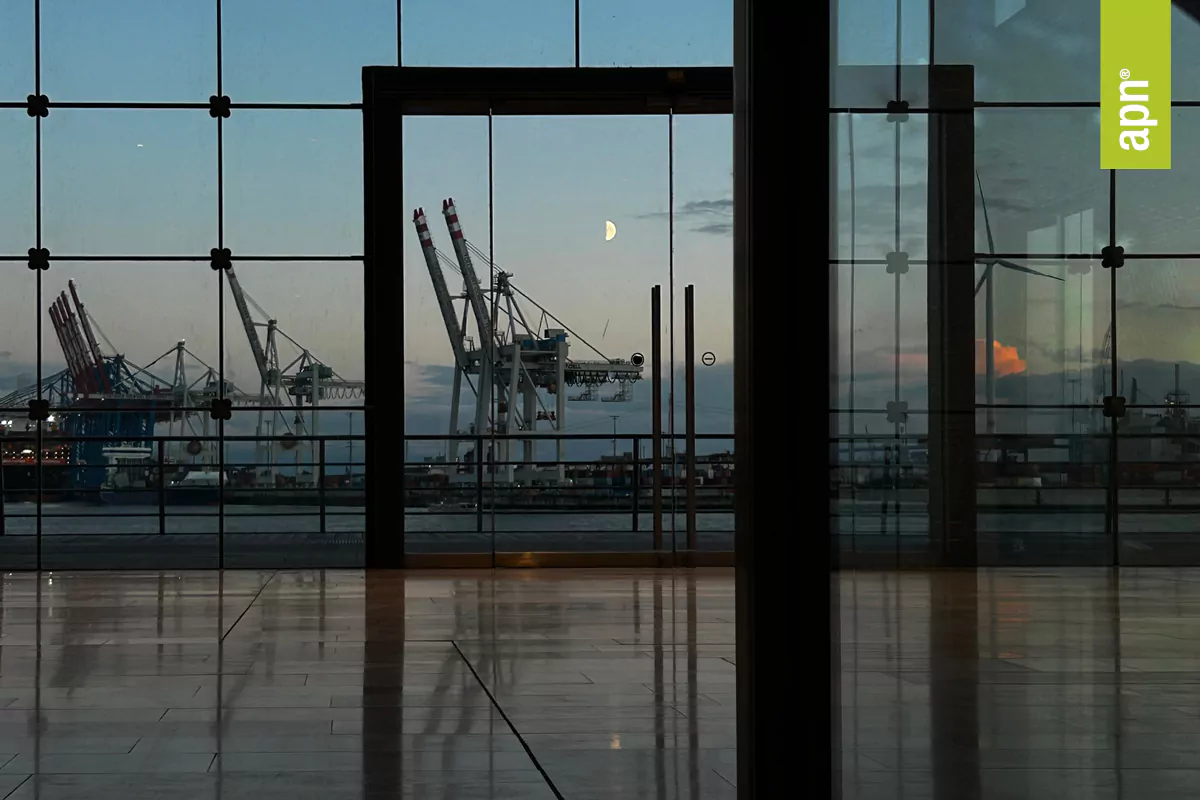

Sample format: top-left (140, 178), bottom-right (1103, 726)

top-left (0, 430), bottom-right (7, 538)
top-left (157, 438), bottom-right (166, 535)
top-left (651, 286), bottom-right (664, 552)
top-left (319, 438), bottom-right (327, 534)
top-left (632, 435), bottom-right (640, 533)
top-left (685, 284), bottom-right (697, 558)
top-left (475, 434), bottom-right (485, 533)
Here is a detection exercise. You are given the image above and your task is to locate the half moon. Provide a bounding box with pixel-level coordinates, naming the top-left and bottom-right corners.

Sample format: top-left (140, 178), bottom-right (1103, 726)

top-left (605, 220), bottom-right (617, 241)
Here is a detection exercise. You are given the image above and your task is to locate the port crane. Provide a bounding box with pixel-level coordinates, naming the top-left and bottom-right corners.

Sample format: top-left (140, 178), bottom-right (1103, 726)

top-left (0, 274), bottom-right (365, 489)
top-left (413, 199), bottom-right (644, 482)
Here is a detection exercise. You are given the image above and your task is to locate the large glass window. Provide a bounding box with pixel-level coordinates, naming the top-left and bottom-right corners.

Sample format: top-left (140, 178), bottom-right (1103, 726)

top-left (830, 1), bottom-right (1200, 567)
top-left (0, 0), bottom-right (372, 569)
top-left (0, 2), bottom-right (731, 568)
top-left (389, 74), bottom-right (733, 565)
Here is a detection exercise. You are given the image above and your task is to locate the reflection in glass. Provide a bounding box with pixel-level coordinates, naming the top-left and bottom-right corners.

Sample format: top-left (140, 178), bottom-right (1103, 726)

top-left (831, 114), bottom-right (929, 261)
top-left (934, 0), bottom-right (1098, 102)
top-left (830, 0), bottom-right (930, 108)
top-left (42, 110), bottom-right (218, 255)
top-left (975, 109), bottom-right (1108, 256)
top-left (1118, 109), bottom-right (1200, 254)
top-left (1117, 263), bottom-right (1200, 564)
top-left (223, 111), bottom-right (362, 256)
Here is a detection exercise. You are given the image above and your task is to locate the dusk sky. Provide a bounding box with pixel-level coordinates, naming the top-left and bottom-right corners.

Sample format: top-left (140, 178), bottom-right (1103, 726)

top-left (0, 1), bottom-right (735, 447)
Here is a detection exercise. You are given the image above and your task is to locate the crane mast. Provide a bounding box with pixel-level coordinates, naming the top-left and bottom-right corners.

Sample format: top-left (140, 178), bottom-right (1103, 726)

top-left (224, 266), bottom-right (270, 385)
top-left (442, 198), bottom-right (494, 438)
top-left (413, 208), bottom-right (469, 368)
top-left (68, 280), bottom-right (111, 392)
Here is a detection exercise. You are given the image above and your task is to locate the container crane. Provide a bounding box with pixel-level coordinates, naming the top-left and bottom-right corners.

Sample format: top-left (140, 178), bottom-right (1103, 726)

top-left (415, 198), bottom-right (644, 482)
top-left (414, 208), bottom-right (471, 463)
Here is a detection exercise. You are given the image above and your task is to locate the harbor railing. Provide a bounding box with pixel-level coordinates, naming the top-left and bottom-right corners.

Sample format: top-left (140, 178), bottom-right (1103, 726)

top-left (0, 430), bottom-right (734, 567)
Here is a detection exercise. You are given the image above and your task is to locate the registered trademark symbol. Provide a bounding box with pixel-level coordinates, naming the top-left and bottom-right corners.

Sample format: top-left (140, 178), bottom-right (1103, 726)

top-left (1120, 68), bottom-right (1131, 79)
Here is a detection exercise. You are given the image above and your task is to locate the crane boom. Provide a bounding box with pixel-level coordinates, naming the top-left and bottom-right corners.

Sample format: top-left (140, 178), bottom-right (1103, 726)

top-left (68, 280), bottom-right (111, 392)
top-left (52, 295), bottom-right (96, 394)
top-left (441, 199), bottom-right (494, 351)
top-left (224, 266), bottom-right (271, 385)
top-left (413, 208), bottom-right (469, 368)
top-left (442, 198), bottom-right (495, 436)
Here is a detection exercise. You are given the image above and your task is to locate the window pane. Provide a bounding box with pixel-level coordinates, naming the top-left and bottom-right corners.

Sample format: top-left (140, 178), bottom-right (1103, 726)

top-left (0, 0), bottom-right (34, 100)
top-left (672, 114), bottom-right (734, 553)
top-left (1118, 108), bottom-right (1200, 254)
top-left (0, 268), bottom-right (39, 569)
top-left (976, 109), bottom-right (1109, 256)
top-left (492, 115), bottom-right (668, 554)
top-left (217, 261), bottom-right (365, 568)
top-left (1115, 261), bottom-right (1200, 564)
top-left (42, 0), bottom-right (216, 102)
top-left (223, 0), bottom-right (397, 103)
top-left (223, 110), bottom-right (362, 256)
top-left (580, 0), bottom-right (732, 66)
top-left (401, 0), bottom-right (574, 66)
top-left (831, 113), bottom-right (930, 262)
top-left (0, 111), bottom-right (35, 255)
top-left (38, 262), bottom-right (221, 568)
top-left (1174, 5), bottom-right (1200, 101)
top-left (933, 0), bottom-right (1097, 102)
top-left (402, 116), bottom-right (491, 558)
top-left (831, 0), bottom-right (929, 107)
top-left (42, 110), bottom-right (218, 255)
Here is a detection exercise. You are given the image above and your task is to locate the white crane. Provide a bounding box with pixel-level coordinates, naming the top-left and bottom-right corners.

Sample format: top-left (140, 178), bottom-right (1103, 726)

top-left (415, 198), bottom-right (643, 483)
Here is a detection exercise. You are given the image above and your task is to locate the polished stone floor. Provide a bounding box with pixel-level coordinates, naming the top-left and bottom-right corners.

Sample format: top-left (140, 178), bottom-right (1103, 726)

top-left (0, 569), bottom-right (735, 799)
top-left (839, 568), bottom-right (1200, 800)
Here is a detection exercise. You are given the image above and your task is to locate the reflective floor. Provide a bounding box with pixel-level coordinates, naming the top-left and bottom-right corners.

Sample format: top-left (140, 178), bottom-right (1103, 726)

top-left (0, 569), bottom-right (735, 799)
top-left (840, 569), bottom-right (1200, 800)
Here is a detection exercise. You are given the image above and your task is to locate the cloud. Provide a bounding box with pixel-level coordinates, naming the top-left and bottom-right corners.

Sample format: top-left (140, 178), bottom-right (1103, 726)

top-left (976, 339), bottom-right (1026, 377)
top-left (637, 197), bottom-right (734, 236)
top-left (849, 339), bottom-right (1026, 380)
top-left (404, 361), bottom-right (457, 401)
top-left (678, 199), bottom-right (733, 214)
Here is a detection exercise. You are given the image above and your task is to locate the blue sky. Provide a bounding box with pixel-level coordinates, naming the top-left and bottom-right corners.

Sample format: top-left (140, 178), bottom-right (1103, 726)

top-left (0, 1), bottom-right (736, 444)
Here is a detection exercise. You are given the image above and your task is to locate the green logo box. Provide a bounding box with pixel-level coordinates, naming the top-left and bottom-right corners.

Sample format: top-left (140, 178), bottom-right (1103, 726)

top-left (1101, 0), bottom-right (1172, 170)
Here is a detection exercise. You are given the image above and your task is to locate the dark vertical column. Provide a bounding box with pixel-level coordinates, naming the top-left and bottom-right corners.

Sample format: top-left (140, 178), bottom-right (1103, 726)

top-left (362, 68), bottom-right (406, 568)
top-left (362, 570), bottom-right (405, 796)
top-left (684, 284), bottom-right (697, 557)
top-left (735, 0), bottom-right (822, 796)
top-left (926, 64), bottom-right (981, 800)
top-left (651, 285), bottom-right (664, 553)
top-left (926, 66), bottom-right (977, 567)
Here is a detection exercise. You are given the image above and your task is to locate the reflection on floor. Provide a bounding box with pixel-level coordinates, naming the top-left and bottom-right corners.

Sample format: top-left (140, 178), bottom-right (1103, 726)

top-left (0, 569), bottom-right (735, 799)
top-left (839, 569), bottom-right (1200, 800)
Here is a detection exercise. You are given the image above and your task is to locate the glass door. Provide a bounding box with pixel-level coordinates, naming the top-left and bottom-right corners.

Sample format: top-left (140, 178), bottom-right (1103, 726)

top-left (373, 66), bottom-right (734, 566)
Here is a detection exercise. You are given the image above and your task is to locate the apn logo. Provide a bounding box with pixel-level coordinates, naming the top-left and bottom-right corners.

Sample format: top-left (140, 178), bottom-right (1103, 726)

top-left (1100, 0), bottom-right (1170, 170)
top-left (1116, 70), bottom-right (1157, 153)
